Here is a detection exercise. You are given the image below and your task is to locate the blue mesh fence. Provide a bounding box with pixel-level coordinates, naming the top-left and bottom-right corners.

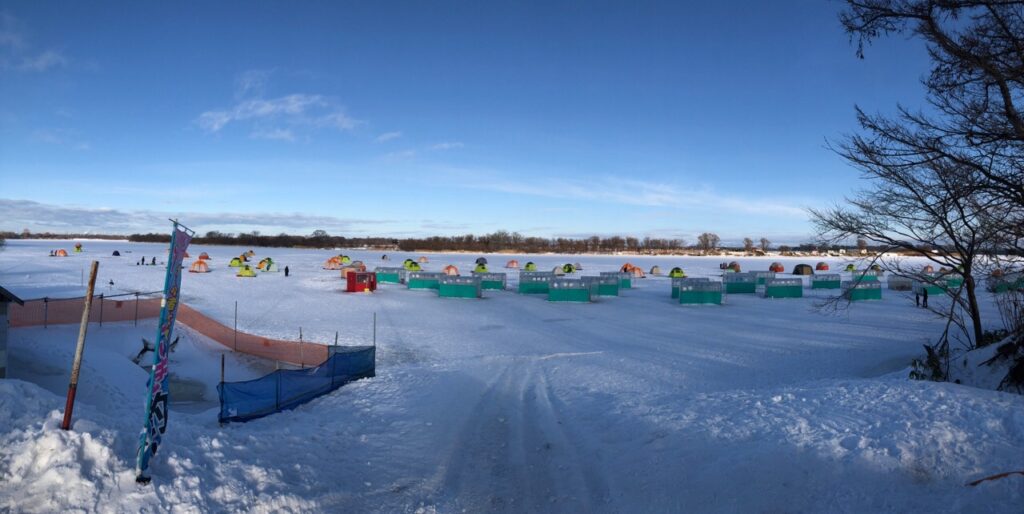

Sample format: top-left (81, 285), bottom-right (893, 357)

top-left (218, 346), bottom-right (376, 423)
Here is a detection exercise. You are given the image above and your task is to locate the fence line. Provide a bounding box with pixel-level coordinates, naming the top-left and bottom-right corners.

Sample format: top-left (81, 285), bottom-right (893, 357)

top-left (8, 296), bottom-right (327, 366)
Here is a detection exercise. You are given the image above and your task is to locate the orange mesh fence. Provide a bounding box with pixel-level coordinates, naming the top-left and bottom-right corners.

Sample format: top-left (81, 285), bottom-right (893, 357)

top-left (9, 296), bottom-right (327, 366)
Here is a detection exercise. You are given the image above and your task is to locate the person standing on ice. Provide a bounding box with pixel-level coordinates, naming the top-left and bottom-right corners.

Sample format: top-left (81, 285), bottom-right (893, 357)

top-left (151, 256), bottom-right (156, 265)
top-left (284, 265), bottom-right (290, 277)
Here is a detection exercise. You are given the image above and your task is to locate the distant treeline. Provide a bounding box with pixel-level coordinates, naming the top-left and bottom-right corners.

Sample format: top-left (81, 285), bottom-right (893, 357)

top-left (2, 229), bottom-right (946, 255)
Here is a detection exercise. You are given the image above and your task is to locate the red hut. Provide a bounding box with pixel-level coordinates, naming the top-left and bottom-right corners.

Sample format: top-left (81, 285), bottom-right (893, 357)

top-left (815, 262), bottom-right (829, 271)
top-left (345, 271), bottom-right (377, 293)
top-left (769, 262), bottom-right (785, 273)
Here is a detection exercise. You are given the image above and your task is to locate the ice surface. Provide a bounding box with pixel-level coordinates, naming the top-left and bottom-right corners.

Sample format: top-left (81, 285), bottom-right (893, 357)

top-left (1, 239), bottom-right (1021, 512)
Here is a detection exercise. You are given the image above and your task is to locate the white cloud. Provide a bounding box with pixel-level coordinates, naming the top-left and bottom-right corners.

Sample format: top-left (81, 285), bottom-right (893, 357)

top-left (0, 198), bottom-right (394, 235)
top-left (235, 69), bottom-right (272, 99)
top-left (250, 128), bottom-right (296, 142)
top-left (0, 14), bottom-right (68, 72)
top-left (375, 131), bottom-right (402, 142)
top-left (430, 141), bottom-right (464, 150)
top-left (435, 167), bottom-right (809, 217)
top-left (18, 49), bottom-right (67, 72)
top-left (198, 93), bottom-right (360, 136)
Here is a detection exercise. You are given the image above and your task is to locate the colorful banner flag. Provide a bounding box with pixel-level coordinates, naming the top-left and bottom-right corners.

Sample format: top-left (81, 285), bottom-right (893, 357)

top-left (136, 221), bottom-right (193, 483)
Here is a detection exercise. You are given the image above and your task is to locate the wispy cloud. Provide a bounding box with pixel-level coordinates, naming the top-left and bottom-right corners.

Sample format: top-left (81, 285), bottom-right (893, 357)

top-left (381, 149), bottom-right (417, 162)
top-left (430, 141), bottom-right (464, 150)
top-left (235, 69), bottom-right (272, 99)
top-left (0, 199), bottom-right (394, 235)
top-left (375, 131), bottom-right (402, 142)
top-left (250, 128), bottom-right (296, 142)
top-left (31, 128), bottom-right (90, 150)
top-left (0, 13), bottom-right (68, 73)
top-left (18, 49), bottom-right (66, 72)
top-left (197, 92), bottom-right (360, 137)
top-left (435, 167), bottom-right (809, 218)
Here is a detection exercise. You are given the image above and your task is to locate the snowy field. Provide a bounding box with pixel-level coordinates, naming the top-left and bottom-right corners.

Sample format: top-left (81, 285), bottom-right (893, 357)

top-left (1, 239), bottom-right (1022, 512)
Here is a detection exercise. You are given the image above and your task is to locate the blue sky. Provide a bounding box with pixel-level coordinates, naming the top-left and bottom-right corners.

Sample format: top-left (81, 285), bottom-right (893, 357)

top-left (0, 1), bottom-right (931, 244)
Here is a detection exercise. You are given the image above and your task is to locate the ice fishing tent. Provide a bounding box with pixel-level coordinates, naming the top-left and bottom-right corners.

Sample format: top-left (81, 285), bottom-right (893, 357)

top-left (552, 266), bottom-right (566, 276)
top-left (870, 264), bottom-right (882, 272)
top-left (723, 273), bottom-right (756, 294)
top-left (765, 278), bottom-right (802, 298)
top-left (668, 267), bottom-right (686, 279)
top-left (74, 243), bottom-right (83, 253)
top-left (442, 265), bottom-right (460, 276)
top-left (323, 257), bottom-right (342, 270)
top-left (263, 262), bottom-right (279, 272)
top-left (403, 259), bottom-right (422, 272)
top-left (620, 263), bottom-right (644, 278)
top-left (505, 260), bottom-right (519, 269)
top-left (339, 255), bottom-right (352, 265)
top-left (582, 275), bottom-right (619, 296)
top-left (922, 265), bottom-right (935, 273)
top-left (345, 271), bottom-right (377, 293)
top-left (678, 280), bottom-right (723, 305)
top-left (339, 264), bottom-right (367, 279)
top-left (988, 271), bottom-right (1024, 293)
top-left (602, 271), bottom-right (633, 289)
top-left (816, 262), bottom-right (830, 271)
top-left (475, 257), bottom-right (488, 265)
top-left (548, 279), bottom-right (592, 303)
top-left (671, 277), bottom-right (709, 298)
top-left (407, 272), bottom-right (442, 290)
top-left (112, 250), bottom-right (121, 256)
top-left (727, 261), bottom-right (741, 273)
top-left (475, 272), bottom-right (507, 290)
top-left (768, 262), bottom-right (785, 273)
top-left (474, 263), bottom-right (489, 273)
top-left (198, 252), bottom-right (210, 260)
top-left (238, 253), bottom-right (250, 262)
top-left (792, 264), bottom-right (814, 276)
top-left (843, 280), bottom-right (882, 301)
top-left (561, 263), bottom-right (576, 274)
top-left (418, 256), bottom-right (429, 263)
top-left (439, 276), bottom-right (482, 298)
top-left (574, 262), bottom-right (583, 271)
top-left (845, 263), bottom-right (856, 272)
top-left (54, 249), bottom-right (68, 257)
top-left (649, 265), bottom-right (662, 276)
top-left (374, 267), bottom-right (405, 284)
top-left (257, 257), bottom-right (274, 271)
top-left (811, 273), bottom-right (841, 289)
top-left (189, 260), bottom-right (210, 273)
top-left (524, 262), bottom-right (538, 272)
top-left (245, 250), bottom-right (256, 257)
top-left (519, 271), bottom-right (555, 294)
top-left (229, 257), bottom-right (243, 267)
top-left (751, 271), bottom-right (775, 285)
top-left (887, 276), bottom-right (914, 291)
top-left (236, 265), bottom-right (257, 278)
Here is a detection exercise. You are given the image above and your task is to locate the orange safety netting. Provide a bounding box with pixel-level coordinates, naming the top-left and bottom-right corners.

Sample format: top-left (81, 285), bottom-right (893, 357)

top-left (8, 297), bottom-right (327, 366)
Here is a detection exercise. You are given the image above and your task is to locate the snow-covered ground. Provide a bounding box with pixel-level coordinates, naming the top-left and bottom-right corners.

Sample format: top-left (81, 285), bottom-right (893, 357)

top-left (1, 239), bottom-right (1021, 512)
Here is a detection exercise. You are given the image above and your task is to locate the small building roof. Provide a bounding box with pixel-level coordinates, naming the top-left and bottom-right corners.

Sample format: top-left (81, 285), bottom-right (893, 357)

top-left (0, 285), bottom-right (25, 305)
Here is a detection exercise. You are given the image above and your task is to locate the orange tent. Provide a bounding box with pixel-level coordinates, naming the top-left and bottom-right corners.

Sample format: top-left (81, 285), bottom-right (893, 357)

top-left (505, 259), bottom-right (519, 269)
top-left (769, 262), bottom-right (784, 273)
top-left (339, 264), bottom-right (367, 277)
top-left (189, 260), bottom-right (210, 273)
top-left (54, 249), bottom-right (68, 257)
top-left (418, 256), bottom-right (429, 263)
top-left (815, 262), bottom-right (829, 271)
top-left (620, 263), bottom-right (646, 278)
top-left (324, 256), bottom-right (343, 270)
top-left (198, 252), bottom-right (211, 260)
top-left (442, 265), bottom-right (459, 276)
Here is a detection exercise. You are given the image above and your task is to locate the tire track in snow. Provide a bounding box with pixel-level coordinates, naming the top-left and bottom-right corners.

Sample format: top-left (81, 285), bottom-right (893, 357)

top-left (426, 359), bottom-right (611, 512)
